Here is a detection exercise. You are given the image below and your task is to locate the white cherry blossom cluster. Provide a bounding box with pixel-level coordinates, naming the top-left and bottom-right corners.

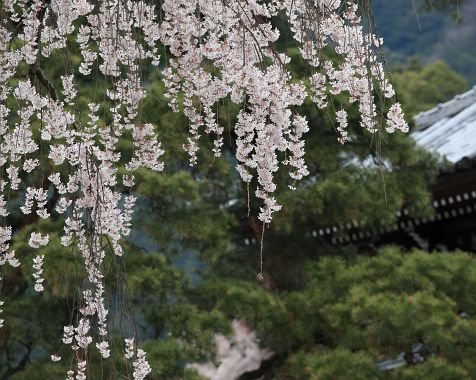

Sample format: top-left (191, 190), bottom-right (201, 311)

top-left (76, 360), bottom-right (87, 380)
top-left (0, 227), bottom-right (19, 269)
top-left (1, 0), bottom-right (162, 376)
top-left (0, 0), bottom-right (408, 376)
top-left (124, 338), bottom-right (152, 380)
top-left (160, 0), bottom-right (408, 223)
top-left (29, 232), bottom-right (49, 249)
top-left (32, 254), bottom-right (45, 292)
top-left (132, 349), bottom-right (152, 380)
top-left (96, 341), bottom-right (111, 359)
top-left (125, 337), bottom-right (135, 359)
top-left (188, 320), bottom-right (273, 379)
top-left (0, 300), bottom-right (3, 329)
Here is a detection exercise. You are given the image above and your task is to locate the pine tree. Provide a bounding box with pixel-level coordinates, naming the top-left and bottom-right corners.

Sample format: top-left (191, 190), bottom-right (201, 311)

top-left (0, 1), bottom-right (470, 379)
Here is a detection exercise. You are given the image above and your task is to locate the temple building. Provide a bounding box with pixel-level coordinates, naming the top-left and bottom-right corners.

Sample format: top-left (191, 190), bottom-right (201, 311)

top-left (317, 86), bottom-right (476, 252)
top-left (410, 87), bottom-right (476, 252)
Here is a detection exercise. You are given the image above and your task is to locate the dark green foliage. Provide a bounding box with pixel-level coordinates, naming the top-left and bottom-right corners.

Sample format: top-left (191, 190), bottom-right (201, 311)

top-left (392, 60), bottom-right (468, 114)
top-left (2, 6), bottom-right (474, 379)
top-left (372, 0), bottom-right (451, 59)
top-left (205, 248), bottom-right (476, 379)
top-left (372, 0), bottom-right (476, 84)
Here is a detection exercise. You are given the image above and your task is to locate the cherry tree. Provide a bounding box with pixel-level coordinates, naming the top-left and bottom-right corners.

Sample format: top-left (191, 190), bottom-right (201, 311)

top-left (0, 0), bottom-right (408, 378)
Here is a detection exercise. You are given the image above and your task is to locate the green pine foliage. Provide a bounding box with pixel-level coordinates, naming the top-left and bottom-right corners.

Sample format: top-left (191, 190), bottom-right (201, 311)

top-left (1, 9), bottom-right (474, 379)
top-left (392, 60), bottom-right (467, 115)
top-left (202, 248), bottom-right (476, 379)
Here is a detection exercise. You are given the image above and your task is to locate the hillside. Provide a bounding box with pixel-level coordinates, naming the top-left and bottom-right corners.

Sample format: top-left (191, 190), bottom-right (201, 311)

top-left (372, 0), bottom-right (476, 84)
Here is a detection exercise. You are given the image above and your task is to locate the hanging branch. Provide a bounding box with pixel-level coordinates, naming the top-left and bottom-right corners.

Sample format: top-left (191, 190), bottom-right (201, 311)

top-left (0, 1), bottom-right (409, 378)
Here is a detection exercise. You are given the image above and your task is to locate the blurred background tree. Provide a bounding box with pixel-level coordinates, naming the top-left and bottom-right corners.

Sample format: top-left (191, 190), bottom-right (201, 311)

top-left (373, 0), bottom-right (476, 84)
top-left (393, 60), bottom-right (467, 115)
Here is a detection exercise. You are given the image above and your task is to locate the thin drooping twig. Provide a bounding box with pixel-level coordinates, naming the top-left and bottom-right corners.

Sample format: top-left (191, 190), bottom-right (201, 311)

top-left (28, 63), bottom-right (58, 101)
top-left (28, 0), bottom-right (58, 101)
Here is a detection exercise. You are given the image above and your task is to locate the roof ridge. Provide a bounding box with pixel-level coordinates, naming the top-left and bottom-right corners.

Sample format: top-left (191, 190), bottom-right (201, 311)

top-left (414, 85), bottom-right (476, 130)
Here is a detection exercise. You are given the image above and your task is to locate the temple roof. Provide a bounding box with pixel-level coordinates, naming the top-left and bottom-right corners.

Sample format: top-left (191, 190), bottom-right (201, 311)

top-left (412, 86), bottom-right (476, 163)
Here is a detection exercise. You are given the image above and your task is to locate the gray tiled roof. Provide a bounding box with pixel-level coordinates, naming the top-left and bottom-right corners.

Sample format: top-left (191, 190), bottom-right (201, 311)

top-left (412, 86), bottom-right (476, 163)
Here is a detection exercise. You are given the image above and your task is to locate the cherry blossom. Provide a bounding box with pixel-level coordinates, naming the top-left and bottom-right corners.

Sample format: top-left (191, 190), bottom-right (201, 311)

top-left (32, 254), bottom-right (45, 292)
top-left (336, 110), bottom-right (349, 145)
top-left (96, 341), bottom-right (111, 359)
top-left (29, 232), bottom-right (49, 249)
top-left (0, 0), bottom-right (408, 376)
top-left (132, 349), bottom-right (152, 380)
top-left (188, 320), bottom-right (273, 380)
top-left (125, 337), bottom-right (135, 359)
